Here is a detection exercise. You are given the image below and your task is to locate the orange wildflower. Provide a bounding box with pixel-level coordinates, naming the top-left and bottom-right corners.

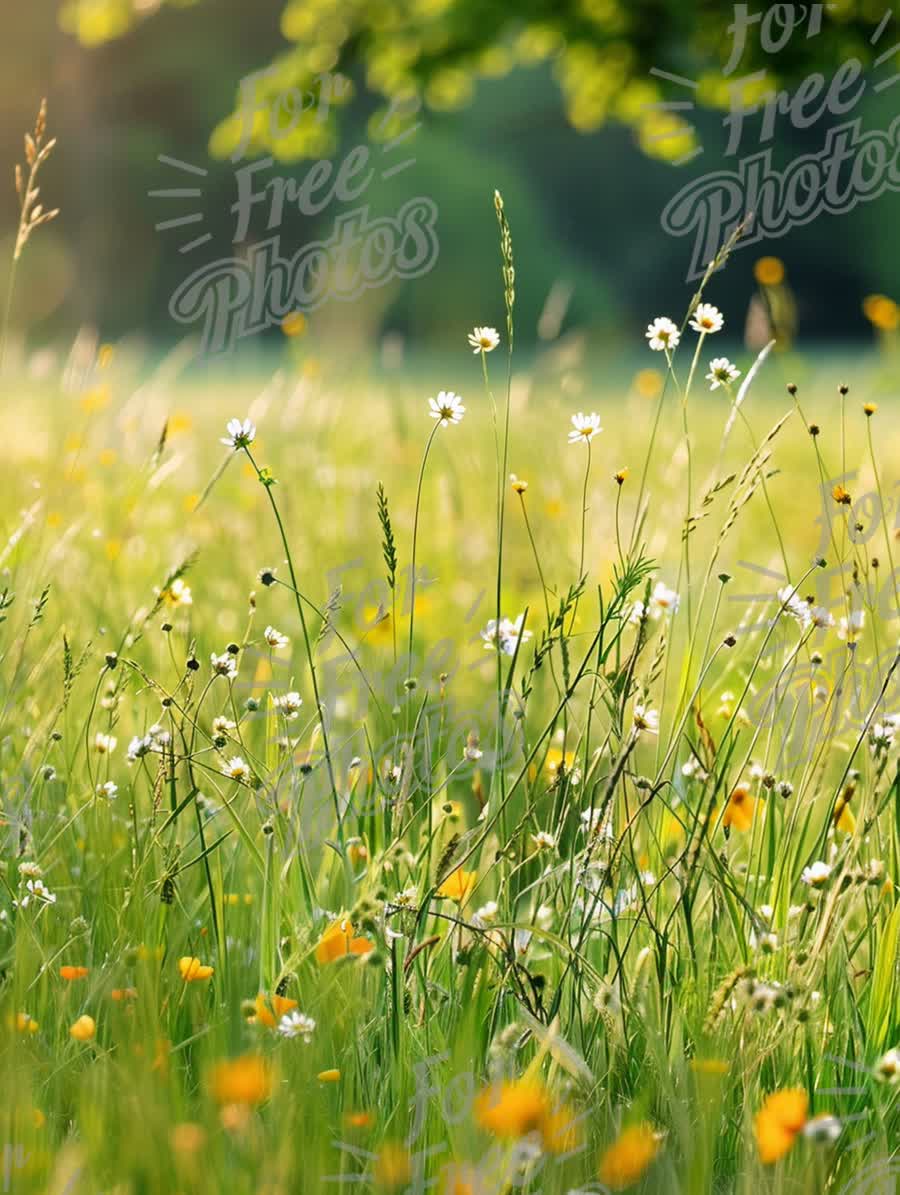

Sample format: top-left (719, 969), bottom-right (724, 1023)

top-left (250, 992), bottom-right (298, 1029)
top-left (437, 869), bottom-right (477, 904)
top-left (374, 1143), bottom-right (411, 1188)
top-left (754, 1088), bottom-right (808, 1164)
top-left (60, 966), bottom-right (89, 981)
top-left (723, 786), bottom-right (756, 832)
top-left (111, 987), bottom-right (138, 1001)
top-left (599, 1123), bottom-right (661, 1190)
top-left (315, 917), bottom-right (374, 964)
top-left (209, 1054), bottom-right (273, 1106)
top-left (69, 1015), bottom-right (96, 1042)
top-left (474, 1079), bottom-right (549, 1139)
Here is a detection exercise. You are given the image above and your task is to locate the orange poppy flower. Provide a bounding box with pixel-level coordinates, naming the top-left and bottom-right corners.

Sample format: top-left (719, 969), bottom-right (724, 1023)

top-left (599, 1123), bottom-right (661, 1190)
top-left (315, 917), bottom-right (374, 964)
top-left (755, 1089), bottom-right (808, 1163)
top-left (69, 1015), bottom-right (96, 1042)
top-left (474, 1078), bottom-right (549, 1138)
top-left (250, 992), bottom-right (298, 1029)
top-left (60, 966), bottom-right (89, 981)
top-left (111, 987), bottom-right (138, 1001)
top-left (209, 1054), bottom-right (273, 1106)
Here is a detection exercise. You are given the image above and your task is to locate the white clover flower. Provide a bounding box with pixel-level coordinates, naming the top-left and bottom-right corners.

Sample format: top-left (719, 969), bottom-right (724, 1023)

top-left (96, 781), bottom-right (118, 800)
top-left (467, 326), bottom-right (500, 353)
top-left (126, 734), bottom-right (153, 762)
top-left (273, 691), bottom-right (303, 719)
top-left (222, 756), bottom-right (250, 782)
top-left (645, 316), bottom-right (680, 352)
top-left (706, 357), bottom-right (741, 389)
top-left (211, 651), bottom-right (238, 680)
top-left (18, 861), bottom-right (43, 880)
top-left (530, 831), bottom-right (557, 852)
top-left (837, 609), bottom-right (865, 643)
top-left (93, 732), bottom-right (117, 754)
top-left (264, 626), bottom-right (290, 650)
top-left (689, 303), bottom-right (724, 334)
top-left (428, 391), bottom-right (465, 426)
top-left (221, 417), bottom-right (256, 449)
top-left (802, 1115), bottom-right (842, 1144)
top-left (874, 1047), bottom-right (900, 1083)
top-left (801, 860), bottom-right (832, 888)
top-left (277, 1010), bottom-right (316, 1042)
top-left (567, 411), bottom-right (602, 445)
top-left (633, 704), bottom-right (659, 735)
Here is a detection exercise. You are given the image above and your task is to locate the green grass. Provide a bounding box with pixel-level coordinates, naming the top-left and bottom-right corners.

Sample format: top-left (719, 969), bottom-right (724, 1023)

top-left (0, 247), bottom-right (898, 1195)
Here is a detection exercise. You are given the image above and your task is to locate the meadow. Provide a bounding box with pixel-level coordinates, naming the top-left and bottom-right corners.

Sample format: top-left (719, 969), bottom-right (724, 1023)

top-left (0, 181), bottom-right (899, 1195)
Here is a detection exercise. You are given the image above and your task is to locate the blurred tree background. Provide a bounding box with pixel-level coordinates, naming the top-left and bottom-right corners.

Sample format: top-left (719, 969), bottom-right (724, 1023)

top-left (1, 0), bottom-right (898, 351)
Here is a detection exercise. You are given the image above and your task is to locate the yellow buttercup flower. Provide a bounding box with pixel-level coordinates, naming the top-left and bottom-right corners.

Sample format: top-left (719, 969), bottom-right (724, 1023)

top-left (863, 294), bottom-right (899, 331)
top-left (723, 786), bottom-right (755, 832)
top-left (317, 1069), bottom-right (341, 1083)
top-left (69, 1015), bottom-right (96, 1042)
top-left (374, 1143), bottom-right (411, 1188)
top-left (178, 956), bottom-right (214, 982)
top-left (474, 1078), bottom-right (548, 1138)
top-left (754, 1089), bottom-right (808, 1164)
top-left (599, 1123), bottom-right (661, 1190)
top-left (754, 256), bottom-right (785, 286)
top-left (437, 869), bottom-right (477, 904)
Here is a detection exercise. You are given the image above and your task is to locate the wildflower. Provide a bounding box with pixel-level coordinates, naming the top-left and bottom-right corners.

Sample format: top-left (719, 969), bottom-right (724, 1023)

top-left (706, 357), bottom-right (741, 389)
top-left (802, 1114), bottom-right (842, 1144)
top-left (277, 1010), bottom-right (316, 1041)
top-left (209, 1054), bottom-right (272, 1105)
top-left (96, 781), bottom-right (118, 799)
top-left (777, 585), bottom-right (811, 626)
top-left (315, 917), bottom-right (374, 964)
top-left (273, 691), bottom-right (303, 719)
top-left (777, 781), bottom-right (793, 799)
top-left (178, 956), bottom-right (214, 982)
top-left (649, 582), bottom-right (680, 617)
top-left (801, 861), bottom-right (831, 888)
top-left (568, 411), bottom-right (602, 444)
top-left (18, 861), bottom-right (43, 879)
top-left (754, 1089), bottom-right (808, 1164)
top-left (689, 303), bottom-right (724, 334)
top-left (19, 879), bottom-right (56, 907)
top-left (428, 391), bottom-right (465, 426)
top-left (838, 610), bottom-right (865, 644)
top-left (809, 606), bottom-right (834, 629)
top-left (467, 326), bottom-right (500, 353)
top-left (510, 473), bottom-right (528, 493)
top-left (614, 468), bottom-right (628, 485)
top-left (318, 1069), bottom-right (341, 1082)
top-left (645, 316), bottom-right (680, 352)
top-left (437, 869), bottom-right (477, 904)
top-left (530, 831), bottom-right (556, 852)
top-left (111, 987), bottom-right (138, 1001)
top-left (161, 577), bottom-right (192, 607)
top-left (874, 1047), bottom-right (900, 1083)
top-left (212, 715), bottom-right (236, 736)
top-left (221, 418), bottom-right (256, 449)
top-left (474, 1078), bottom-right (549, 1138)
top-left (864, 402), bottom-right (878, 416)
top-left (248, 992), bottom-right (297, 1029)
top-left (473, 901), bottom-right (498, 925)
top-left (263, 625), bottom-right (289, 649)
top-left (481, 616), bottom-right (532, 656)
top-left (374, 1144), bottom-right (412, 1189)
top-left (93, 732), bottom-right (117, 754)
top-left (832, 484), bottom-right (852, 505)
top-left (258, 567), bottom-right (277, 586)
top-left (633, 704), bottom-right (659, 735)
top-left (599, 1123), bottom-right (661, 1190)
top-left (723, 786), bottom-right (755, 832)
top-left (222, 756), bottom-right (250, 782)
top-left (13, 1012), bottom-right (38, 1034)
top-left (463, 731), bottom-right (483, 762)
top-left (211, 651), bottom-right (238, 680)
top-left (70, 1015), bottom-right (96, 1042)
top-left (60, 965), bottom-right (89, 980)
top-left (862, 293), bottom-right (900, 331)
top-left (754, 256), bottom-right (785, 286)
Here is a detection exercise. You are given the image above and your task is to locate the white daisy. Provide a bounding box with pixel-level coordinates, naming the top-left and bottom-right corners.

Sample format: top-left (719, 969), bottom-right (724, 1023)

top-left (874, 1047), bottom-right (900, 1083)
top-left (777, 585), bottom-right (811, 627)
top-left (801, 860), bottom-right (832, 888)
top-left (428, 391), bottom-right (465, 426)
top-left (568, 411), bottom-right (602, 444)
top-left (222, 756), bottom-right (250, 782)
top-left (221, 417), bottom-right (256, 449)
top-left (277, 1010), bottom-right (316, 1041)
top-left (633, 704), bottom-right (659, 735)
top-left (211, 651), bottom-right (238, 680)
top-left (689, 303), bottom-right (724, 334)
top-left (837, 609), bottom-right (865, 643)
top-left (20, 879), bottom-right (56, 907)
top-left (706, 357), bottom-right (741, 389)
top-left (648, 581), bottom-right (680, 617)
top-left (93, 732), bottom-right (117, 754)
top-left (530, 831), bottom-right (557, 851)
top-left (264, 626), bottom-right (290, 650)
top-left (212, 715), bottom-right (236, 736)
top-left (809, 606), bottom-right (835, 629)
top-left (162, 577), bottom-right (193, 607)
top-left (467, 326), bottom-right (500, 353)
top-left (645, 316), bottom-right (680, 352)
top-left (96, 781), bottom-right (118, 800)
top-left (273, 691), bottom-right (303, 719)
top-left (126, 734), bottom-right (153, 762)
top-left (498, 613), bottom-right (532, 656)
